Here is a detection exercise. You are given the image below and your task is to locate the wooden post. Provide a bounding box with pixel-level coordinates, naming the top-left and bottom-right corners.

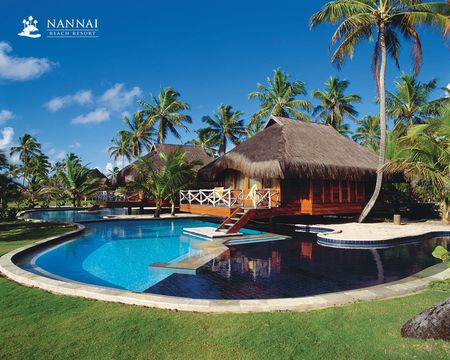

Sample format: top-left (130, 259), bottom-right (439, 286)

top-left (347, 181), bottom-right (351, 202)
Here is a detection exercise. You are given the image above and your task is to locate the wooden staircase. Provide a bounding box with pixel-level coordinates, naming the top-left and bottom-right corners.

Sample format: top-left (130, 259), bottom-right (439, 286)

top-left (215, 207), bottom-right (251, 234)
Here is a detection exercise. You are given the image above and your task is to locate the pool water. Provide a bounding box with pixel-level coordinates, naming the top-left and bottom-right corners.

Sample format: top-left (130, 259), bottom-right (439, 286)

top-left (34, 219), bottom-right (263, 291)
top-left (22, 208), bottom-right (128, 222)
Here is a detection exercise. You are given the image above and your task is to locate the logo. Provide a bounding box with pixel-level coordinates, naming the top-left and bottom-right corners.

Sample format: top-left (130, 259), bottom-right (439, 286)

top-left (17, 16), bottom-right (99, 39)
top-left (18, 16), bottom-right (41, 38)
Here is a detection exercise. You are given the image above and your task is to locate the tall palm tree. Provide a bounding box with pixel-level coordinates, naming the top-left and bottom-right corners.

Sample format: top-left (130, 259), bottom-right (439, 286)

top-left (312, 76), bottom-right (361, 129)
top-left (387, 73), bottom-right (448, 133)
top-left (352, 115), bottom-right (381, 152)
top-left (10, 134), bottom-right (41, 183)
top-left (202, 104), bottom-right (246, 155)
top-left (137, 87), bottom-right (191, 144)
top-left (119, 114), bottom-right (155, 158)
top-left (109, 133), bottom-right (132, 168)
top-left (311, 0), bottom-right (449, 222)
top-left (248, 69), bottom-right (312, 124)
top-left (186, 128), bottom-right (218, 157)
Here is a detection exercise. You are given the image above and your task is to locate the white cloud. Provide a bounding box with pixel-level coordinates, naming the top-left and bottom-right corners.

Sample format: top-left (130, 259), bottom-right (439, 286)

top-left (121, 111), bottom-right (131, 119)
top-left (45, 90), bottom-right (93, 112)
top-left (0, 42), bottom-right (54, 81)
top-left (0, 127), bottom-right (14, 149)
top-left (71, 108), bottom-right (110, 125)
top-left (445, 83), bottom-right (450, 97)
top-left (0, 109), bottom-right (14, 124)
top-left (106, 162), bottom-right (114, 173)
top-left (99, 83), bottom-right (142, 111)
top-left (69, 141), bottom-right (81, 149)
top-left (47, 148), bottom-right (66, 160)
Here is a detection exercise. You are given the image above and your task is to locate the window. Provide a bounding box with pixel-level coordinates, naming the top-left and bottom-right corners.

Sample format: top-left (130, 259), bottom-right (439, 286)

top-left (263, 178), bottom-right (275, 188)
top-left (235, 173), bottom-right (246, 189)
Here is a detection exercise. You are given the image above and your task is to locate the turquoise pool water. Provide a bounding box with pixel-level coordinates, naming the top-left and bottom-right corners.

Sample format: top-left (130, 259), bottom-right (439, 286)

top-left (34, 219), bottom-right (263, 292)
top-left (22, 208), bottom-right (127, 222)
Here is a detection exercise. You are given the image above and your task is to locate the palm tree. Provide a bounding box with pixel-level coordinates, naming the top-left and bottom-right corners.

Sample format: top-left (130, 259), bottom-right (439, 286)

top-left (108, 166), bottom-right (120, 185)
top-left (244, 117), bottom-right (265, 140)
top-left (383, 106), bottom-right (450, 224)
top-left (0, 151), bottom-right (7, 169)
top-left (132, 149), bottom-right (201, 217)
top-left (186, 128), bottom-right (218, 157)
top-left (312, 76), bottom-right (361, 129)
top-left (163, 149), bottom-right (203, 215)
top-left (10, 134), bottom-right (41, 184)
top-left (29, 153), bottom-right (51, 178)
top-left (202, 105), bottom-right (246, 155)
top-left (119, 114), bottom-right (155, 158)
top-left (387, 73), bottom-right (448, 133)
top-left (352, 115), bottom-right (381, 152)
top-left (22, 175), bottom-right (47, 208)
top-left (248, 69), bottom-right (312, 124)
top-left (137, 87), bottom-right (191, 144)
top-left (0, 155), bottom-right (19, 212)
top-left (109, 133), bottom-right (132, 168)
top-left (55, 157), bottom-right (102, 207)
top-left (335, 122), bottom-right (353, 138)
top-left (311, 0), bottom-right (449, 222)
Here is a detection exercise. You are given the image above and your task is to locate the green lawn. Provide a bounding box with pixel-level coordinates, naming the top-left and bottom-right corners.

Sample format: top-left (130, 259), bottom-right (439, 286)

top-left (0, 221), bottom-right (449, 360)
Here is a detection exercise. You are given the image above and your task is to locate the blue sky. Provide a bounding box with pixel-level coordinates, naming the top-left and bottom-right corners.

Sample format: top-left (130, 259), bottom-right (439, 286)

top-left (0, 0), bottom-right (448, 173)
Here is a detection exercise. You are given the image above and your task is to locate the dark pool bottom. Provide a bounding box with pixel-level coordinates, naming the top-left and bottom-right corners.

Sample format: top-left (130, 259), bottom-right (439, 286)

top-left (146, 235), bottom-right (448, 299)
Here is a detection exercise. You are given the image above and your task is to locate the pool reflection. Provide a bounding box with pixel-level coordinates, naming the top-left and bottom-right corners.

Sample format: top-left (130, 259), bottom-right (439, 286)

top-left (146, 236), bottom-right (448, 299)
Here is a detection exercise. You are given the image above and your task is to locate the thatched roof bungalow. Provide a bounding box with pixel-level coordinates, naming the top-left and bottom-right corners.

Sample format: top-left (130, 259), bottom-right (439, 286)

top-left (180, 116), bottom-right (379, 217)
top-left (117, 144), bottom-right (213, 186)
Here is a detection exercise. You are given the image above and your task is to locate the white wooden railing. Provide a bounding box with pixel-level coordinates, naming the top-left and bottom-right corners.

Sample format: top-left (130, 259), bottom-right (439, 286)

top-left (179, 189), bottom-right (280, 209)
top-left (95, 191), bottom-right (139, 202)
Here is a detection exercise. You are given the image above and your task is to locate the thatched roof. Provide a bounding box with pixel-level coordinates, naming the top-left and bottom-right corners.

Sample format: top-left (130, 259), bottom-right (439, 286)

top-left (88, 168), bottom-right (107, 179)
top-left (117, 144), bottom-right (213, 184)
top-left (198, 116), bottom-right (380, 181)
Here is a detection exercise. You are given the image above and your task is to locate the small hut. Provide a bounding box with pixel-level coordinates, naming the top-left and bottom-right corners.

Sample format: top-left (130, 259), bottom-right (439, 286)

top-left (180, 116), bottom-right (379, 217)
top-left (116, 144), bottom-right (213, 186)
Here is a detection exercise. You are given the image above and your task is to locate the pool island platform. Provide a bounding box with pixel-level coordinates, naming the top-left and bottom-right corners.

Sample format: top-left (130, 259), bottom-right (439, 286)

top-left (285, 220), bottom-right (450, 248)
top-left (150, 230), bottom-right (291, 274)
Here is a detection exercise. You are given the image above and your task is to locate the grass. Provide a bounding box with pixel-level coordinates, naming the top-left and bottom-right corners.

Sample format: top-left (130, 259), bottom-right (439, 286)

top-left (0, 221), bottom-right (449, 359)
top-left (0, 220), bottom-right (76, 256)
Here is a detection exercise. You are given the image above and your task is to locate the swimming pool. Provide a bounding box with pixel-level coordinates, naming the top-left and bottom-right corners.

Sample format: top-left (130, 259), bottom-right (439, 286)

top-left (23, 216), bottom-right (448, 300)
top-left (22, 208), bottom-right (128, 222)
top-left (33, 219), bottom-right (263, 291)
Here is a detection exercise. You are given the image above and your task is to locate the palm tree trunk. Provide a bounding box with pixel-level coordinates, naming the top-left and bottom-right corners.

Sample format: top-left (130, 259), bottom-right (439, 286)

top-left (154, 200), bottom-right (161, 218)
top-left (401, 297), bottom-right (450, 340)
top-left (170, 199), bottom-right (176, 216)
top-left (359, 24), bottom-right (387, 223)
top-left (441, 199), bottom-right (449, 224)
